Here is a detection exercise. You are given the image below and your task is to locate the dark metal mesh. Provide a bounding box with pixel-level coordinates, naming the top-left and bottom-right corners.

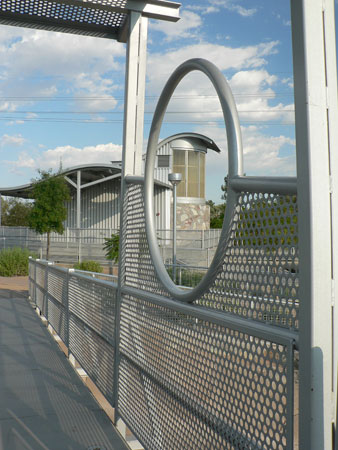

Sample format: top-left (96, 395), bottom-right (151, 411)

top-left (124, 185), bottom-right (299, 330)
top-left (69, 314), bottom-right (115, 404)
top-left (47, 267), bottom-right (68, 341)
top-left (200, 193), bottom-right (299, 330)
top-left (28, 262), bottom-right (35, 300)
top-left (0, 0), bottom-right (127, 37)
top-left (35, 284), bottom-right (47, 315)
top-left (123, 184), bottom-right (171, 298)
top-left (68, 274), bottom-right (116, 403)
top-left (68, 275), bottom-right (116, 344)
top-left (118, 294), bottom-right (293, 450)
top-left (36, 263), bottom-right (46, 290)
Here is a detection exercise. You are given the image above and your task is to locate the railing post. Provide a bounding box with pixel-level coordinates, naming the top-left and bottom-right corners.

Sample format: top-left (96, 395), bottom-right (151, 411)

top-left (65, 268), bottom-right (73, 351)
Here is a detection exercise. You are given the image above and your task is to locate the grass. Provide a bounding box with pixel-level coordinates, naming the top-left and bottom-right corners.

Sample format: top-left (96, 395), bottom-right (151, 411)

top-left (73, 260), bottom-right (103, 273)
top-left (0, 247), bottom-right (36, 276)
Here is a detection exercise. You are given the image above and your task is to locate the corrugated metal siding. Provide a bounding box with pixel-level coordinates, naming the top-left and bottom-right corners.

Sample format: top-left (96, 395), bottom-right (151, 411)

top-left (154, 141), bottom-right (171, 184)
top-left (65, 177), bottom-right (168, 230)
top-left (65, 178), bottom-right (121, 229)
top-left (154, 185), bottom-right (169, 230)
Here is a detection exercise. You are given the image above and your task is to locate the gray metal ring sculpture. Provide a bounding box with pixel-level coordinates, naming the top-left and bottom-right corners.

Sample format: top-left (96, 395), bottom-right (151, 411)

top-left (145, 58), bottom-right (243, 303)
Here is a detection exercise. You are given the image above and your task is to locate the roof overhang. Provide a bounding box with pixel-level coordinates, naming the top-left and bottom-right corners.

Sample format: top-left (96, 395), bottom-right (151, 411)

top-left (0, 162), bottom-right (171, 198)
top-left (0, 0), bottom-right (180, 42)
top-left (153, 132), bottom-right (222, 154)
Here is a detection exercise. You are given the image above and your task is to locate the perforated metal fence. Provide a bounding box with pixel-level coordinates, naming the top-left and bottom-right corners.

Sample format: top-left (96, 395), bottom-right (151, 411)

top-left (29, 253), bottom-right (297, 450)
top-left (28, 57), bottom-right (300, 450)
top-left (118, 178), bottom-right (299, 450)
top-left (29, 259), bottom-right (118, 407)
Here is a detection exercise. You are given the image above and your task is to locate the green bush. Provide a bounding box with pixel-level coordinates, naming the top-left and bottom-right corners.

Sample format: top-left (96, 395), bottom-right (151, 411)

top-left (167, 266), bottom-right (204, 288)
top-left (73, 260), bottom-right (103, 273)
top-left (0, 247), bottom-right (34, 276)
top-left (103, 232), bottom-right (119, 263)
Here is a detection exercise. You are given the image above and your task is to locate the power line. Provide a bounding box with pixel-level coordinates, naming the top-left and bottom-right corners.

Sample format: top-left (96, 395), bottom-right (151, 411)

top-left (0, 109), bottom-right (295, 114)
top-left (0, 92), bottom-right (294, 101)
top-left (0, 116), bottom-right (295, 125)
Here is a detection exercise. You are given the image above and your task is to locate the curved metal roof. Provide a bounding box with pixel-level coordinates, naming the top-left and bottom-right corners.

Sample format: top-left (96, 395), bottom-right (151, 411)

top-left (0, 161), bottom-right (171, 198)
top-left (0, 133), bottom-right (220, 198)
top-left (157, 132), bottom-right (221, 153)
top-left (0, 163), bottom-right (122, 198)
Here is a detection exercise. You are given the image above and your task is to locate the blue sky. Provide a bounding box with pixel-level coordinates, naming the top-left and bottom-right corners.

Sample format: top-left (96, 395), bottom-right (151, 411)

top-left (0, 1), bottom-right (325, 202)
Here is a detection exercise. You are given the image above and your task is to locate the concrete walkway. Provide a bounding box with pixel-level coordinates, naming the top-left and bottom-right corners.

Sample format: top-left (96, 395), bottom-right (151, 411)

top-left (0, 287), bottom-right (128, 450)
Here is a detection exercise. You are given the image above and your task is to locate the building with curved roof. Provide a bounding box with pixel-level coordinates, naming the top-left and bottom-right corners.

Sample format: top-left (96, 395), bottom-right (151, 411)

top-left (0, 132), bottom-right (221, 231)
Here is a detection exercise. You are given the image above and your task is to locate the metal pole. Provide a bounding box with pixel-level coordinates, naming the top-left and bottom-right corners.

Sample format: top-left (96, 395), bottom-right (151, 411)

top-left (114, 10), bottom-right (148, 426)
top-left (172, 183), bottom-right (177, 283)
top-left (76, 170), bottom-right (81, 263)
top-left (168, 173), bottom-right (182, 284)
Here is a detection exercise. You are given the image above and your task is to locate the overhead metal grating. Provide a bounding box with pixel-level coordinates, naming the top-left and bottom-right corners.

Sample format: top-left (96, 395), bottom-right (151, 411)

top-left (0, 0), bottom-right (180, 41)
top-left (0, 0), bottom-right (127, 40)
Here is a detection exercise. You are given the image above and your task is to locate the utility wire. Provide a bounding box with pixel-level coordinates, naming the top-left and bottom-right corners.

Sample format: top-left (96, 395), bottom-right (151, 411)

top-left (0, 109), bottom-right (295, 114)
top-left (0, 116), bottom-right (295, 125)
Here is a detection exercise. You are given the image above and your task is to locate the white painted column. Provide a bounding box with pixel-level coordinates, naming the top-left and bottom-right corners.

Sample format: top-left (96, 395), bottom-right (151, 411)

top-left (121, 11), bottom-right (148, 177)
top-left (76, 170), bottom-right (81, 229)
top-left (76, 170), bottom-right (82, 262)
top-left (291, 1), bottom-right (338, 448)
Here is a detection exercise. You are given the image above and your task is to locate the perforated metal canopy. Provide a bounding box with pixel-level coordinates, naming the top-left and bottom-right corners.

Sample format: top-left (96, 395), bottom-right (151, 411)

top-left (0, 0), bottom-right (180, 41)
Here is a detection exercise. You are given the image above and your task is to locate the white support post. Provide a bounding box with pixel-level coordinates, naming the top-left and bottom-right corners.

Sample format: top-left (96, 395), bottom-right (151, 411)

top-left (291, 1), bottom-right (338, 448)
top-left (76, 170), bottom-right (81, 229)
top-left (76, 170), bottom-right (82, 262)
top-left (115, 11), bottom-right (149, 426)
top-left (121, 11), bottom-right (148, 177)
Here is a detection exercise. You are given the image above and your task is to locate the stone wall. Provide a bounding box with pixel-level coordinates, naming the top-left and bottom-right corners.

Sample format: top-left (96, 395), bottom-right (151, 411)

top-left (175, 203), bottom-right (210, 230)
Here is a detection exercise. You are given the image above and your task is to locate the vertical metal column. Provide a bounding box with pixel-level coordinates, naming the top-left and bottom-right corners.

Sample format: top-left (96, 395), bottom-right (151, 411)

top-left (122, 11), bottom-right (148, 177)
top-left (291, 1), bottom-right (338, 448)
top-left (115, 11), bottom-right (148, 421)
top-left (76, 170), bottom-right (82, 262)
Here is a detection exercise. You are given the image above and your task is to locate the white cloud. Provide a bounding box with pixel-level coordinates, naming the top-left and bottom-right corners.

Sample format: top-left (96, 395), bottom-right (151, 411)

top-left (150, 11), bottom-right (202, 42)
top-left (187, 1), bottom-right (257, 17)
top-left (10, 151), bottom-right (36, 169)
top-left (146, 41), bottom-right (279, 100)
top-left (10, 143), bottom-right (122, 172)
top-left (0, 134), bottom-right (25, 147)
top-left (196, 123), bottom-right (296, 176)
top-left (208, 1), bottom-right (257, 17)
top-left (0, 26), bottom-right (125, 112)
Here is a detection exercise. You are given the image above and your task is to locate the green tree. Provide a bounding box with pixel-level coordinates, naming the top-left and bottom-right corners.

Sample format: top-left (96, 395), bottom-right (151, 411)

top-left (1, 198), bottom-right (32, 226)
top-left (207, 200), bottom-right (226, 229)
top-left (28, 169), bottom-right (70, 260)
top-left (103, 232), bottom-right (119, 263)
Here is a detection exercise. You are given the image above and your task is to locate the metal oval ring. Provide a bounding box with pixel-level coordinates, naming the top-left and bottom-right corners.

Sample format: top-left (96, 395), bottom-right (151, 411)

top-left (144, 58), bottom-right (243, 303)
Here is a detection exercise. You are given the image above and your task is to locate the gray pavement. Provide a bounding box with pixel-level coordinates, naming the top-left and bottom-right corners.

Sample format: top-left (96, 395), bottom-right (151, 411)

top-left (0, 289), bottom-right (128, 450)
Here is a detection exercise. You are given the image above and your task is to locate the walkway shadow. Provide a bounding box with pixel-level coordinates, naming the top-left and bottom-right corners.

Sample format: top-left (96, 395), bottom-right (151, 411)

top-left (0, 293), bottom-right (127, 450)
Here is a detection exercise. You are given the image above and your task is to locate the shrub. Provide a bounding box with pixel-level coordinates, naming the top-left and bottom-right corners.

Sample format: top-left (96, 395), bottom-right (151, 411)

top-left (0, 247), bottom-right (34, 277)
top-left (103, 232), bottom-right (119, 263)
top-left (73, 260), bottom-right (103, 273)
top-left (167, 266), bottom-right (204, 288)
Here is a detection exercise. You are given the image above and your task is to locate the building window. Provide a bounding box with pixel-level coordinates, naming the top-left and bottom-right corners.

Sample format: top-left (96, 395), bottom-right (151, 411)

top-left (157, 155), bottom-right (170, 168)
top-left (173, 149), bottom-right (205, 199)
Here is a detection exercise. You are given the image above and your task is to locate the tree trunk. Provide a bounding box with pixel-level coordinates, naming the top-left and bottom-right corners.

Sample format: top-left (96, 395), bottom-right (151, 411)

top-left (47, 232), bottom-right (50, 261)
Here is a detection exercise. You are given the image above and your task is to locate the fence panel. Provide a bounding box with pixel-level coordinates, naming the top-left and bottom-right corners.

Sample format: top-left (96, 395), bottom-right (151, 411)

top-left (47, 266), bottom-right (69, 343)
top-left (118, 293), bottom-right (294, 450)
top-left (68, 273), bottom-right (117, 404)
